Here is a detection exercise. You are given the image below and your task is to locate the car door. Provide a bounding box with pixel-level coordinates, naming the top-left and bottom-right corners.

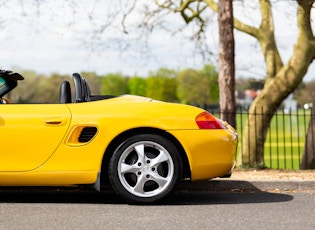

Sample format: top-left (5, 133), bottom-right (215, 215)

top-left (0, 104), bottom-right (71, 171)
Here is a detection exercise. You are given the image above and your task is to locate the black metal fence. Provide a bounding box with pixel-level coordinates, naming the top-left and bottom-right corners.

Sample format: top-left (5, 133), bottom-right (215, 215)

top-left (205, 105), bottom-right (315, 170)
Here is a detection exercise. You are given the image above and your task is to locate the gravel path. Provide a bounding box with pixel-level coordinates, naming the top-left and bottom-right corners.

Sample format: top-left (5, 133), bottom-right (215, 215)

top-left (231, 169), bottom-right (315, 181)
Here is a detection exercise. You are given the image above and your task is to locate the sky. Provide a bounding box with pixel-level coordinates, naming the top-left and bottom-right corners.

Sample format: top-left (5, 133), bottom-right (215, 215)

top-left (0, 0), bottom-right (314, 82)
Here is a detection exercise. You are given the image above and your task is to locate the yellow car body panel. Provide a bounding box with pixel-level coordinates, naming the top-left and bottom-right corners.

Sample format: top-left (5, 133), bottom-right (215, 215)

top-left (168, 129), bottom-right (237, 180)
top-left (0, 95), bottom-right (237, 186)
top-left (0, 104), bottom-right (71, 171)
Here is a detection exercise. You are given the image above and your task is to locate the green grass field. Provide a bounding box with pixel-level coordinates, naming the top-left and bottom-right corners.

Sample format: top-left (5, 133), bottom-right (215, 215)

top-left (213, 109), bottom-right (311, 170)
top-left (245, 109), bottom-right (310, 169)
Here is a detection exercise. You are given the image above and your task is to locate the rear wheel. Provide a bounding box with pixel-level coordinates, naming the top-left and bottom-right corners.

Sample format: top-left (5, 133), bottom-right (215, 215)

top-left (108, 134), bottom-right (182, 204)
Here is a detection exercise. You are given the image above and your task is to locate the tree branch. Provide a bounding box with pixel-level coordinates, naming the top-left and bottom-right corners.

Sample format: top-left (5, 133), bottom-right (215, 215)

top-left (296, 0), bottom-right (315, 59)
top-left (297, 0), bottom-right (313, 40)
top-left (155, 0), bottom-right (207, 24)
top-left (234, 18), bottom-right (259, 37)
top-left (121, 0), bottom-right (138, 33)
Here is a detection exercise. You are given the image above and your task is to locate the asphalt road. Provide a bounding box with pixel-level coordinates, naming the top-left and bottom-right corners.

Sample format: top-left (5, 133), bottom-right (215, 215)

top-left (0, 188), bottom-right (314, 230)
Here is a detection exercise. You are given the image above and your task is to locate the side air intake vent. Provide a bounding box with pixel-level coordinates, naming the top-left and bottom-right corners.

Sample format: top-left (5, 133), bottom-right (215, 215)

top-left (78, 127), bottom-right (98, 143)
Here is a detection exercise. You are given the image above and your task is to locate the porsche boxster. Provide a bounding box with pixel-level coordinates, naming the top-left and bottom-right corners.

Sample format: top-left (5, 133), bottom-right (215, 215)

top-left (0, 70), bottom-right (238, 204)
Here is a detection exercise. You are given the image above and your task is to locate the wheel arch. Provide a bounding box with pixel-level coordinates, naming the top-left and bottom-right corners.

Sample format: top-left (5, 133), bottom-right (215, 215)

top-left (100, 127), bottom-right (191, 188)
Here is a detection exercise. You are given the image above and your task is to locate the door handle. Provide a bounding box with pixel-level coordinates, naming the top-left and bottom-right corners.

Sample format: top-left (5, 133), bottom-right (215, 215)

top-left (44, 118), bottom-right (67, 126)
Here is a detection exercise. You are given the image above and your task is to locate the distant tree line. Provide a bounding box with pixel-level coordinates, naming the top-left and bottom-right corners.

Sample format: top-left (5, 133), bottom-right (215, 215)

top-left (6, 66), bottom-right (314, 108)
top-left (7, 65), bottom-right (219, 105)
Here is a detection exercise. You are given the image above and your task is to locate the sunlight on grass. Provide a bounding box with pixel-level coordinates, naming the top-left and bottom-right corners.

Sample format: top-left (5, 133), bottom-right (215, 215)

top-left (229, 109), bottom-right (311, 170)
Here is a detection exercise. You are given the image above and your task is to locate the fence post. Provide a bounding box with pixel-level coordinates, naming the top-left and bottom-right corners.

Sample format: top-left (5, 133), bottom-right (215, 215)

top-left (300, 92), bottom-right (315, 169)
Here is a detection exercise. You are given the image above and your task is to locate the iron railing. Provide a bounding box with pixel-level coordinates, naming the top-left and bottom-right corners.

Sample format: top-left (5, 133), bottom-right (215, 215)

top-left (205, 105), bottom-right (314, 170)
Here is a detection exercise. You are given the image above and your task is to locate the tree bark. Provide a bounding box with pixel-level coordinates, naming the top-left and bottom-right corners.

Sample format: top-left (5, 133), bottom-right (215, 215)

top-left (300, 92), bottom-right (315, 169)
top-left (217, 0), bottom-right (236, 128)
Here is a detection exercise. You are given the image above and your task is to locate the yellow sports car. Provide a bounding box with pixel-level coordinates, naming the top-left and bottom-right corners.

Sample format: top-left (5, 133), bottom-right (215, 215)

top-left (0, 70), bottom-right (238, 204)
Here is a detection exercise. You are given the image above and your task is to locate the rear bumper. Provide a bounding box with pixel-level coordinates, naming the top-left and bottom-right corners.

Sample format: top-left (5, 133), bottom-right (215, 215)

top-left (219, 160), bottom-right (236, 178)
top-left (169, 128), bottom-right (238, 181)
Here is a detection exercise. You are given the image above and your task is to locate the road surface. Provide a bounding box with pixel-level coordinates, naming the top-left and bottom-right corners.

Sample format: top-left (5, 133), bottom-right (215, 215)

top-left (0, 188), bottom-right (314, 230)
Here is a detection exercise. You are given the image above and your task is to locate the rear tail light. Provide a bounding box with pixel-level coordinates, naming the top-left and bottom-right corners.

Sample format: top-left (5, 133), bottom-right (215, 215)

top-left (195, 111), bottom-right (226, 129)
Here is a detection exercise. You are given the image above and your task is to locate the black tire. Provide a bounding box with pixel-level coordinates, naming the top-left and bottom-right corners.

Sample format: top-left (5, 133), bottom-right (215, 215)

top-left (108, 134), bottom-right (182, 204)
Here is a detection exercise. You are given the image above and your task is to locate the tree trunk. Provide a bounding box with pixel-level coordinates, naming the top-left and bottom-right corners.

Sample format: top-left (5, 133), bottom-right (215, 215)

top-left (217, 0), bottom-right (236, 128)
top-left (238, 49), bottom-right (314, 167)
top-left (300, 92), bottom-right (315, 169)
top-left (238, 97), bottom-right (276, 167)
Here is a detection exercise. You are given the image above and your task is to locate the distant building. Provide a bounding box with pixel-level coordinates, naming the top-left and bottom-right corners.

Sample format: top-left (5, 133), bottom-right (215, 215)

top-left (236, 89), bottom-right (260, 109)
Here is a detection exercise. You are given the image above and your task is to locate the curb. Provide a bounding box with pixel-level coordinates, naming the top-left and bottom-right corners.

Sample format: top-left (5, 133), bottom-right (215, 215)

top-left (178, 179), bottom-right (315, 192)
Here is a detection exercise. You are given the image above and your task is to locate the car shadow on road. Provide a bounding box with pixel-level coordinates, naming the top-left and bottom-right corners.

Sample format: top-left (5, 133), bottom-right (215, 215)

top-left (0, 187), bottom-right (124, 204)
top-left (164, 190), bottom-right (293, 205)
top-left (0, 182), bottom-right (294, 205)
top-left (164, 180), bottom-right (294, 205)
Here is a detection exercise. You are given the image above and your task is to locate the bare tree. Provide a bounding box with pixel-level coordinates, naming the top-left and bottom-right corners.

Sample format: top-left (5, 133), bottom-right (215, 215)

top-left (205, 0), bottom-right (315, 167)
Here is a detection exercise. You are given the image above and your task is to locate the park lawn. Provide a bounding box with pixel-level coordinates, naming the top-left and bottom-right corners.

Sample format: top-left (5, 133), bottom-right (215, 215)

top-left (232, 109), bottom-right (311, 170)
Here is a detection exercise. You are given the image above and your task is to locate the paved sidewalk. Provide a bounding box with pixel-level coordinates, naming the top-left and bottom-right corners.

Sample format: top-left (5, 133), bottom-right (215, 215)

top-left (179, 169), bottom-right (315, 192)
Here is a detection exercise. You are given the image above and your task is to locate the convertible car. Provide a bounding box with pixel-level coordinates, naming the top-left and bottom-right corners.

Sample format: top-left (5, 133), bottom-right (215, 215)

top-left (0, 70), bottom-right (238, 204)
